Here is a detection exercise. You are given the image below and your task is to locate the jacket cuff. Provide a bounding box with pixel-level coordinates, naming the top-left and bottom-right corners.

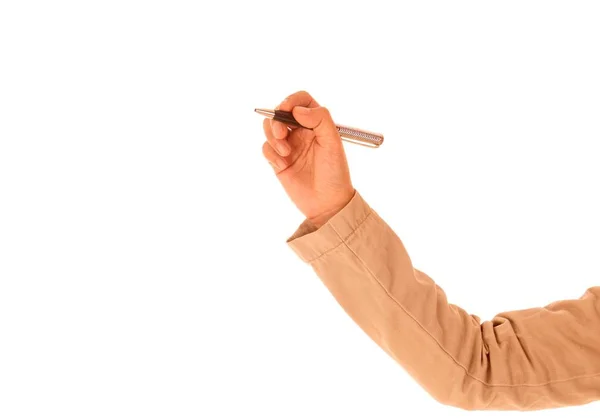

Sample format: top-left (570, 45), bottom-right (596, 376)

top-left (286, 190), bottom-right (373, 263)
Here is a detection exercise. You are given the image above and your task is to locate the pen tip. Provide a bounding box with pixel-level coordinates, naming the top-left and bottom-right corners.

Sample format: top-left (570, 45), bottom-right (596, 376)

top-left (254, 108), bottom-right (275, 118)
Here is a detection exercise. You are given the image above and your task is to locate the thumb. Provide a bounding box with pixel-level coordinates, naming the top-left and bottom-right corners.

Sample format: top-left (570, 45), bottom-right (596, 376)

top-left (292, 106), bottom-right (341, 147)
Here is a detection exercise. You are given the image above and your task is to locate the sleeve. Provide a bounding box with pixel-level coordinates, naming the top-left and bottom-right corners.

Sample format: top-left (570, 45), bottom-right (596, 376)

top-left (286, 189), bottom-right (600, 411)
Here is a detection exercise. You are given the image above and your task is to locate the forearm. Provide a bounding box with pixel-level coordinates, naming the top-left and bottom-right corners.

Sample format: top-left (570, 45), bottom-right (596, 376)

top-left (287, 190), bottom-right (600, 410)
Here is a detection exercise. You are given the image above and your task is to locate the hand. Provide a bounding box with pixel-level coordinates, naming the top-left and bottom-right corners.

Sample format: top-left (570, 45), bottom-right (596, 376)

top-left (261, 91), bottom-right (355, 228)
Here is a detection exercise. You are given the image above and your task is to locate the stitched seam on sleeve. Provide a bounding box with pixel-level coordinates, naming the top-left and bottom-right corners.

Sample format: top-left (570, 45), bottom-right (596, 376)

top-left (327, 217), bottom-right (600, 389)
top-left (305, 210), bottom-right (374, 263)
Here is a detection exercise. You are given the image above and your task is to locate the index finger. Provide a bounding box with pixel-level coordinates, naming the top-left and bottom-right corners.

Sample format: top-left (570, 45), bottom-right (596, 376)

top-left (272, 91), bottom-right (320, 135)
top-left (275, 90), bottom-right (320, 112)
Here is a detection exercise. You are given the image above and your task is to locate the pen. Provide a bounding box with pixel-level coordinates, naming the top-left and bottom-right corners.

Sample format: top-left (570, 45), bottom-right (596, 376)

top-left (254, 108), bottom-right (384, 148)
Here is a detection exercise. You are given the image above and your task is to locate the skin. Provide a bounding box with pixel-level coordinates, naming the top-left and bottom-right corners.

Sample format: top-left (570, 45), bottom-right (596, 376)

top-left (261, 91), bottom-right (356, 228)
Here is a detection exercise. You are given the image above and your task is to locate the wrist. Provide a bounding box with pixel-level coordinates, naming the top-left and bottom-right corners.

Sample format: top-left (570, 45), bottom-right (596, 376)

top-left (308, 212), bottom-right (336, 229)
top-left (308, 188), bottom-right (356, 229)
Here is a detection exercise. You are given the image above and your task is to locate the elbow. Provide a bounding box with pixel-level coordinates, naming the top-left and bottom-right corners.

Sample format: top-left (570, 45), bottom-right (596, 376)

top-left (428, 386), bottom-right (478, 411)
top-left (424, 374), bottom-right (535, 411)
top-left (421, 372), bottom-right (500, 411)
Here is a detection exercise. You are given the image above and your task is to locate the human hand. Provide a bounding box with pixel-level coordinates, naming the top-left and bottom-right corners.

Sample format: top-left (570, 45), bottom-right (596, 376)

top-left (261, 91), bottom-right (355, 228)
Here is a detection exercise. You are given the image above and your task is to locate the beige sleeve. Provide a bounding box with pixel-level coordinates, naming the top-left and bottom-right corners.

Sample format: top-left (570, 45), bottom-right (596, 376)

top-left (286, 190), bottom-right (600, 411)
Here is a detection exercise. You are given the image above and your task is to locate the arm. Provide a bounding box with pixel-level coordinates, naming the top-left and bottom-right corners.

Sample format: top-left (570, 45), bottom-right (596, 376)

top-left (287, 190), bottom-right (600, 411)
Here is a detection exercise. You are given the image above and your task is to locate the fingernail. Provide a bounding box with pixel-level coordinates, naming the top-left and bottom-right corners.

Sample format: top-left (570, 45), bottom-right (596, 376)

top-left (277, 142), bottom-right (290, 156)
top-left (271, 121), bottom-right (281, 138)
top-left (295, 106), bottom-right (310, 114)
top-left (277, 158), bottom-right (287, 170)
top-left (275, 121), bottom-right (288, 139)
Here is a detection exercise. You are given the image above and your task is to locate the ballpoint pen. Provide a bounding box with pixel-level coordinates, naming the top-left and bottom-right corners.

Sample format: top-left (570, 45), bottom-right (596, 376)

top-left (254, 108), bottom-right (384, 148)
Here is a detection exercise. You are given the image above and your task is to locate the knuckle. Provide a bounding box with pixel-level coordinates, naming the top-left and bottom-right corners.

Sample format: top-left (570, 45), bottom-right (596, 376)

top-left (287, 90), bottom-right (309, 101)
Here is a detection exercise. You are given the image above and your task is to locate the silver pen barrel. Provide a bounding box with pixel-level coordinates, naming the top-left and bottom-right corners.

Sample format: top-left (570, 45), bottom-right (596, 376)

top-left (336, 124), bottom-right (384, 148)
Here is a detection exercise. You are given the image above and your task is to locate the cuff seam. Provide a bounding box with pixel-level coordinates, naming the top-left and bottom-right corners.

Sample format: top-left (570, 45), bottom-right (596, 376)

top-left (305, 209), bottom-right (374, 264)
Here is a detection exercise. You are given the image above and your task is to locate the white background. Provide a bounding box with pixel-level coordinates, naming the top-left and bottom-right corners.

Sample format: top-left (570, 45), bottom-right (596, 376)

top-left (1, 1), bottom-right (599, 417)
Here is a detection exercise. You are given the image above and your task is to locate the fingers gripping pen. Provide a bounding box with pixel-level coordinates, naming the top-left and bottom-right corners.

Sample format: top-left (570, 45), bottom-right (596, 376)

top-left (255, 108), bottom-right (384, 148)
